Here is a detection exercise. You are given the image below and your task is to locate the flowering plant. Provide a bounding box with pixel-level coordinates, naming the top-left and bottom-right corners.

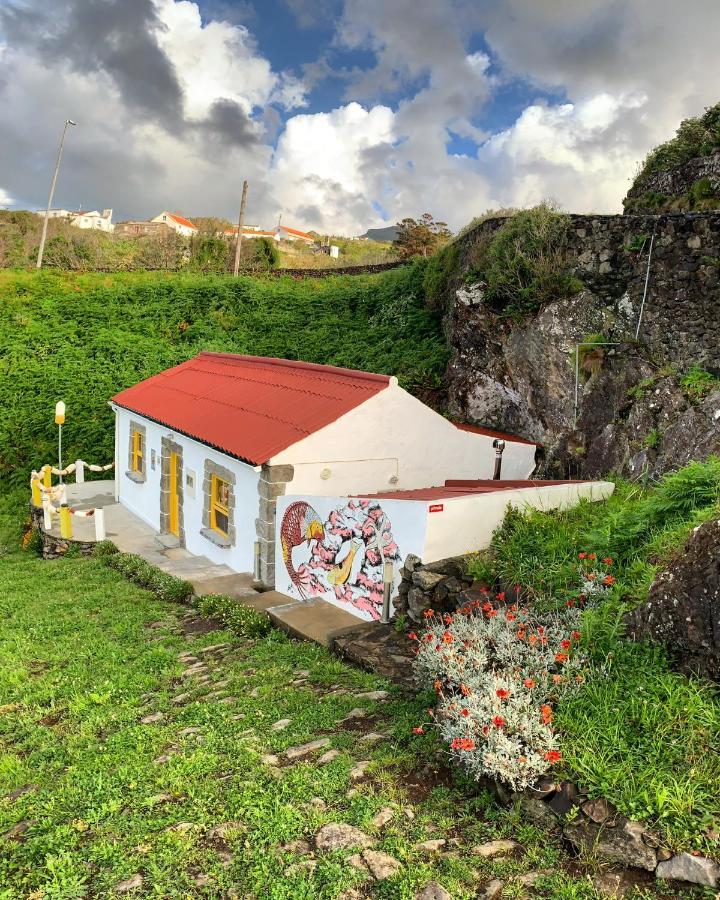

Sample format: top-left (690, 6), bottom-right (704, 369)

top-left (411, 590), bottom-right (591, 790)
top-left (577, 552), bottom-right (615, 596)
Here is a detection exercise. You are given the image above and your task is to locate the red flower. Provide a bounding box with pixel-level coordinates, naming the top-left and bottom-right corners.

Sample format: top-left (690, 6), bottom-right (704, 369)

top-left (560, 639), bottom-right (572, 650)
top-left (492, 716), bottom-right (506, 729)
top-left (603, 574), bottom-right (615, 585)
top-left (444, 614), bottom-right (453, 625)
top-left (424, 633), bottom-right (433, 642)
top-left (412, 726), bottom-right (425, 734)
top-left (423, 609), bottom-right (435, 618)
top-left (578, 552), bottom-right (587, 560)
top-left (450, 737), bottom-right (476, 751)
top-left (555, 652), bottom-right (568, 664)
top-left (461, 708), bottom-right (470, 717)
top-left (460, 684), bottom-right (471, 696)
top-left (588, 553), bottom-right (597, 561)
top-left (540, 704), bottom-right (553, 724)
top-left (441, 631), bottom-right (453, 644)
top-left (487, 609), bottom-right (498, 618)
top-left (428, 708), bottom-right (435, 717)
top-left (407, 632), bottom-right (417, 641)
top-left (505, 612), bottom-right (516, 622)
top-left (603, 557), bottom-right (613, 566)
top-left (482, 602), bottom-right (493, 613)
top-left (566, 599), bottom-right (575, 608)
top-left (544, 750), bottom-right (562, 764)
top-left (572, 630), bottom-right (581, 641)
top-left (496, 688), bottom-right (510, 700)
top-left (496, 591), bottom-right (506, 602)
top-left (523, 678), bottom-right (536, 689)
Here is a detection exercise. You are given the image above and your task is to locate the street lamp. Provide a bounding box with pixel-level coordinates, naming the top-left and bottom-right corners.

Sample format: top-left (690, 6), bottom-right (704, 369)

top-left (36, 119), bottom-right (77, 269)
top-left (55, 401), bottom-right (66, 484)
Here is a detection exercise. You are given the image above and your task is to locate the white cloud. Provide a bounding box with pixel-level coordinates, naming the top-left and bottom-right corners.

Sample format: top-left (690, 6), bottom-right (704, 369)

top-left (0, 186), bottom-right (14, 207)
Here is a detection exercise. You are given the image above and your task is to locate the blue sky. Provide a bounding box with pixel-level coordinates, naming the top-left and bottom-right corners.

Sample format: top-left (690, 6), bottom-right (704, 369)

top-left (1, 0), bottom-right (719, 233)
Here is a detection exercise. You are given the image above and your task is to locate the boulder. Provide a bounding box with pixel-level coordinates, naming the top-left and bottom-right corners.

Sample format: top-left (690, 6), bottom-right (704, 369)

top-left (655, 852), bottom-right (719, 887)
top-left (361, 849), bottom-right (402, 880)
top-left (415, 882), bottom-right (452, 900)
top-left (563, 817), bottom-right (657, 871)
top-left (411, 570), bottom-right (446, 591)
top-left (625, 517), bottom-right (720, 680)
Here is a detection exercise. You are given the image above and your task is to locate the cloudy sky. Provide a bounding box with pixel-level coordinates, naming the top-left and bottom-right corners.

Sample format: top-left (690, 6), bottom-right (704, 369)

top-left (1, 0), bottom-right (719, 235)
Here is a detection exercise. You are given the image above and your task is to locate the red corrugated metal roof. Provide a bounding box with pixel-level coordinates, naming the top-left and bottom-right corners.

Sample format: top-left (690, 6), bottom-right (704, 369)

top-left (366, 479), bottom-right (587, 501)
top-left (112, 353), bottom-right (390, 466)
top-left (280, 226), bottom-right (314, 240)
top-left (453, 421), bottom-right (537, 446)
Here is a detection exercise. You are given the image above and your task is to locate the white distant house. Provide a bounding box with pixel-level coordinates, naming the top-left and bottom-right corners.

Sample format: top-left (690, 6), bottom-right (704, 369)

top-left (110, 353), bottom-right (539, 591)
top-left (151, 212), bottom-right (197, 236)
top-left (37, 208), bottom-right (114, 232)
top-left (274, 225), bottom-right (315, 244)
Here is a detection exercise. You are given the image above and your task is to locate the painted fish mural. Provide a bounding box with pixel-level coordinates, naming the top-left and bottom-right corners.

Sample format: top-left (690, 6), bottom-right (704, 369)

top-left (280, 498), bottom-right (401, 620)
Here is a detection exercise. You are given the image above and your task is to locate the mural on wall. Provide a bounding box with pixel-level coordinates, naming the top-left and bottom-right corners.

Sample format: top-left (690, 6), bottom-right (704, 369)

top-left (279, 498), bottom-right (404, 620)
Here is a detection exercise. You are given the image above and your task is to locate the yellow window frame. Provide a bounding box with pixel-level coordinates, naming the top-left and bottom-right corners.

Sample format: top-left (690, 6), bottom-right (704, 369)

top-left (210, 474), bottom-right (230, 536)
top-left (131, 429), bottom-right (143, 474)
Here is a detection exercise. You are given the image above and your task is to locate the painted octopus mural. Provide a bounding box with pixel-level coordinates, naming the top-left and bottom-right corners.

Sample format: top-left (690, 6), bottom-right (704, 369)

top-left (280, 499), bottom-right (401, 620)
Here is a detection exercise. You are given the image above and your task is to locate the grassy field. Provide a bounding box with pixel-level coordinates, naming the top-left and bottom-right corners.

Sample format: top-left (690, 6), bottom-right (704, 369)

top-left (2, 537), bottom-right (683, 900)
top-left (0, 265), bottom-right (446, 486)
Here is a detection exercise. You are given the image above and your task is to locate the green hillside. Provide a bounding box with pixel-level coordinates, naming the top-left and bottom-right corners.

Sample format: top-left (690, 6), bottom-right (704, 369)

top-left (0, 266), bottom-right (447, 485)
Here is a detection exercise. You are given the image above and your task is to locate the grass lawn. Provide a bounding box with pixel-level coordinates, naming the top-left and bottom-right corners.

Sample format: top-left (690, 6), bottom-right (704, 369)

top-left (1, 542), bottom-right (705, 900)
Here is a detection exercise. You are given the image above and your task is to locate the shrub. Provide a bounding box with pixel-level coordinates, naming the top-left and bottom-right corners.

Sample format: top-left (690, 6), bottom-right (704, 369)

top-left (22, 526), bottom-right (43, 556)
top-left (250, 237), bottom-right (280, 270)
top-left (412, 593), bottom-right (590, 789)
top-left (680, 363), bottom-right (720, 401)
top-left (105, 552), bottom-right (194, 603)
top-left (92, 539), bottom-right (119, 558)
top-left (196, 594), bottom-right (271, 638)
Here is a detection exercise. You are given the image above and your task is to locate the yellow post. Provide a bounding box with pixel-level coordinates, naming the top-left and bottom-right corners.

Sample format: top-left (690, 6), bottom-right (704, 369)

top-left (59, 504), bottom-right (72, 539)
top-left (43, 465), bottom-right (52, 488)
top-left (31, 476), bottom-right (42, 507)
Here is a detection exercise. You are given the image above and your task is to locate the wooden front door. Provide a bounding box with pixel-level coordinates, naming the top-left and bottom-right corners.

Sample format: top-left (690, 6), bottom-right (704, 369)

top-left (169, 451), bottom-right (180, 537)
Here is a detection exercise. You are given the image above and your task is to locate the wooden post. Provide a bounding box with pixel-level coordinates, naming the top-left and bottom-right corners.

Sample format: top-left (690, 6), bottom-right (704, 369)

top-left (43, 502), bottom-right (52, 531)
top-left (31, 475), bottom-right (42, 507)
top-left (43, 465), bottom-right (52, 488)
top-left (232, 180), bottom-right (249, 277)
top-left (75, 459), bottom-right (85, 483)
top-left (94, 508), bottom-right (106, 541)
top-left (59, 503), bottom-right (72, 539)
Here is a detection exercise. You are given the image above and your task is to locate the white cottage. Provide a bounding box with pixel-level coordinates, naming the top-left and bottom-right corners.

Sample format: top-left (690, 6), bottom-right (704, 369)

top-left (111, 352), bottom-right (537, 587)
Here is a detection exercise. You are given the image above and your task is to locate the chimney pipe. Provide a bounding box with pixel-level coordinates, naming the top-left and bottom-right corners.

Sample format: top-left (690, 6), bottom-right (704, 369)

top-left (492, 439), bottom-right (505, 480)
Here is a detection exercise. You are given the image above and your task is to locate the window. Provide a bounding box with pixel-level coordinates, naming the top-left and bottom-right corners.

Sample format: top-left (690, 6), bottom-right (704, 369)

top-left (211, 475), bottom-right (230, 536)
top-left (131, 428), bottom-right (144, 474)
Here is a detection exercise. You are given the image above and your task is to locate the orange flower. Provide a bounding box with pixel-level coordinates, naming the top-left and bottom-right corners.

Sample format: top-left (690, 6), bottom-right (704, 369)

top-left (407, 632), bottom-right (417, 641)
top-left (555, 652), bottom-right (568, 664)
top-left (492, 716), bottom-right (506, 729)
top-left (528, 634), bottom-right (538, 645)
top-left (516, 629), bottom-right (527, 640)
top-left (540, 704), bottom-right (553, 724)
top-left (441, 631), bottom-right (453, 644)
top-left (518, 756), bottom-right (527, 764)
top-left (544, 749), bottom-right (562, 763)
top-left (588, 553), bottom-right (597, 561)
top-left (552, 674), bottom-right (562, 684)
top-left (487, 609), bottom-right (498, 618)
top-left (412, 726), bottom-right (425, 734)
top-left (460, 683), bottom-right (471, 696)
top-left (496, 688), bottom-right (510, 700)
top-left (450, 737), bottom-right (476, 751)
top-left (505, 612), bottom-right (516, 622)
top-left (423, 609), bottom-right (435, 618)
top-left (434, 679), bottom-right (443, 692)
top-left (603, 557), bottom-right (613, 565)
top-left (523, 678), bottom-right (536, 689)
top-left (603, 574), bottom-right (615, 585)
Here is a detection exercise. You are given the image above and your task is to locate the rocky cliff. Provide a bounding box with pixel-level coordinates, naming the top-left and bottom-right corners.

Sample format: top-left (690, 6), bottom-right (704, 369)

top-left (442, 212), bottom-right (720, 479)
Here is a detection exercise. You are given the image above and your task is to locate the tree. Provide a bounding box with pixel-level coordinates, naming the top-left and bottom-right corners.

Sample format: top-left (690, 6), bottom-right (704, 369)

top-left (250, 236), bottom-right (280, 270)
top-left (393, 213), bottom-right (452, 259)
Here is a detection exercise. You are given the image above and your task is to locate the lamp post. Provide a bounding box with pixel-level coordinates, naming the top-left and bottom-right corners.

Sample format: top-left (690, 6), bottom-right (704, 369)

top-left (55, 401), bottom-right (66, 484)
top-left (36, 119), bottom-right (77, 269)
top-left (380, 560), bottom-right (394, 624)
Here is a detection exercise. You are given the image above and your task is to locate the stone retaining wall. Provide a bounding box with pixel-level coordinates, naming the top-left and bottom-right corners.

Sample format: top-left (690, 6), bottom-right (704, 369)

top-left (29, 506), bottom-right (96, 560)
top-left (394, 553), bottom-right (475, 622)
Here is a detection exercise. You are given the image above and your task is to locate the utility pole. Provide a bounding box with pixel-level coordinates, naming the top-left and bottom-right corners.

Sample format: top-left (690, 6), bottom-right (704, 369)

top-left (36, 119), bottom-right (77, 269)
top-left (232, 180), bottom-right (249, 277)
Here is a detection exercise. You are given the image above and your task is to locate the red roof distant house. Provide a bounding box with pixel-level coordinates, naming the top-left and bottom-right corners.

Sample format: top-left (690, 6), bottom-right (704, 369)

top-left (112, 352), bottom-right (391, 466)
top-left (276, 225), bottom-right (315, 243)
top-left (453, 421), bottom-right (537, 446)
top-left (151, 211), bottom-right (197, 233)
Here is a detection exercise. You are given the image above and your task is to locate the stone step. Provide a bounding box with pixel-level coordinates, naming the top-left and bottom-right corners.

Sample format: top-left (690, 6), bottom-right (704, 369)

top-left (189, 572), bottom-right (258, 599)
top-left (261, 592), bottom-right (366, 648)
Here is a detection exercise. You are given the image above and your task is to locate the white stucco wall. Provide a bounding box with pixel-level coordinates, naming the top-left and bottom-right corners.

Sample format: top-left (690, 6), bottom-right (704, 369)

top-left (114, 407), bottom-right (260, 572)
top-left (422, 481), bottom-right (615, 562)
top-left (269, 381), bottom-right (537, 495)
top-left (275, 494), bottom-right (428, 621)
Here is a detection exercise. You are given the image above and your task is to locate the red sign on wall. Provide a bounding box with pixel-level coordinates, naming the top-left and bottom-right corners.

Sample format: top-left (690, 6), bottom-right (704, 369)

top-left (429, 504), bottom-right (444, 513)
